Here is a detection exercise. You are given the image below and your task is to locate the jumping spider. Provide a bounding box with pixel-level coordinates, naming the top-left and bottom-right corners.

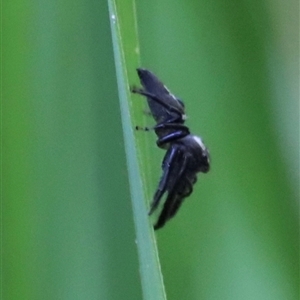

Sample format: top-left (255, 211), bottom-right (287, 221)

top-left (132, 68), bottom-right (210, 230)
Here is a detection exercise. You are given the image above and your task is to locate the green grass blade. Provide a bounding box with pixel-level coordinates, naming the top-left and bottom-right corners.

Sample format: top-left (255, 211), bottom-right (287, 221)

top-left (107, 1), bottom-right (167, 299)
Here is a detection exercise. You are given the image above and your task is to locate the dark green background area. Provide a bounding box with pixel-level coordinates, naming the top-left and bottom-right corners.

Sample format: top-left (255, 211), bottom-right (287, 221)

top-left (137, 2), bottom-right (299, 300)
top-left (3, 1), bottom-right (140, 299)
top-left (2, 0), bottom-right (299, 300)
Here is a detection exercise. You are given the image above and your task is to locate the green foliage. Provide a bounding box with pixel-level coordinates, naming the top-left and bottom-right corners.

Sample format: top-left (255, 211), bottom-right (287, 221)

top-left (137, 1), bottom-right (299, 300)
top-left (2, 0), bottom-right (298, 300)
top-left (108, 0), bottom-right (166, 298)
top-left (3, 1), bottom-right (142, 299)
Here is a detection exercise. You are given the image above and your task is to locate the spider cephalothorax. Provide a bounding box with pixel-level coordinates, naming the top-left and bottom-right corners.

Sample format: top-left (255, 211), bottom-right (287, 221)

top-left (132, 68), bottom-right (210, 230)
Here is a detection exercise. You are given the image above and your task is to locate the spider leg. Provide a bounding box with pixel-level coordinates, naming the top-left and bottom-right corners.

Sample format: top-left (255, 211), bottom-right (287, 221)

top-left (131, 88), bottom-right (183, 115)
top-left (167, 170), bottom-right (199, 221)
top-left (167, 194), bottom-right (185, 220)
top-left (180, 175), bottom-right (197, 197)
top-left (154, 123), bottom-right (189, 131)
top-left (136, 110), bottom-right (153, 128)
top-left (148, 146), bottom-right (180, 215)
top-left (136, 121), bottom-right (189, 133)
top-left (154, 155), bottom-right (189, 230)
top-left (157, 130), bottom-right (189, 147)
top-left (135, 125), bottom-right (153, 131)
top-left (153, 192), bottom-right (182, 230)
top-left (168, 177), bottom-right (196, 220)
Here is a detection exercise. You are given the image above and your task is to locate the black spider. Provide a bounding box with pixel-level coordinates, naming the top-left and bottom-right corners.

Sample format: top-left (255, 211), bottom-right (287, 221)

top-left (132, 68), bottom-right (210, 230)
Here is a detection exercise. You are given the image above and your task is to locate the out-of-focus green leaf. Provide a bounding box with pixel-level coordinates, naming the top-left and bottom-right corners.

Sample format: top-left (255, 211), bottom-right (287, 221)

top-left (3, 1), bottom-right (142, 299)
top-left (136, 0), bottom-right (299, 299)
top-left (3, 0), bottom-right (298, 299)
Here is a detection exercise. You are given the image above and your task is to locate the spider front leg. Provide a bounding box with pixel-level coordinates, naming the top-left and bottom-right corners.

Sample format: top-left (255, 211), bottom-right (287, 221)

top-left (154, 123), bottom-right (189, 131)
top-left (156, 130), bottom-right (189, 148)
top-left (154, 154), bottom-right (191, 230)
top-left (131, 87), bottom-right (183, 115)
top-left (149, 146), bottom-right (180, 215)
top-left (136, 122), bottom-right (189, 135)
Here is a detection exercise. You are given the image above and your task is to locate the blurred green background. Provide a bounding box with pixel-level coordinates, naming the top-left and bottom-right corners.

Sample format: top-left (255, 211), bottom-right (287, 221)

top-left (3, 0), bottom-right (299, 300)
